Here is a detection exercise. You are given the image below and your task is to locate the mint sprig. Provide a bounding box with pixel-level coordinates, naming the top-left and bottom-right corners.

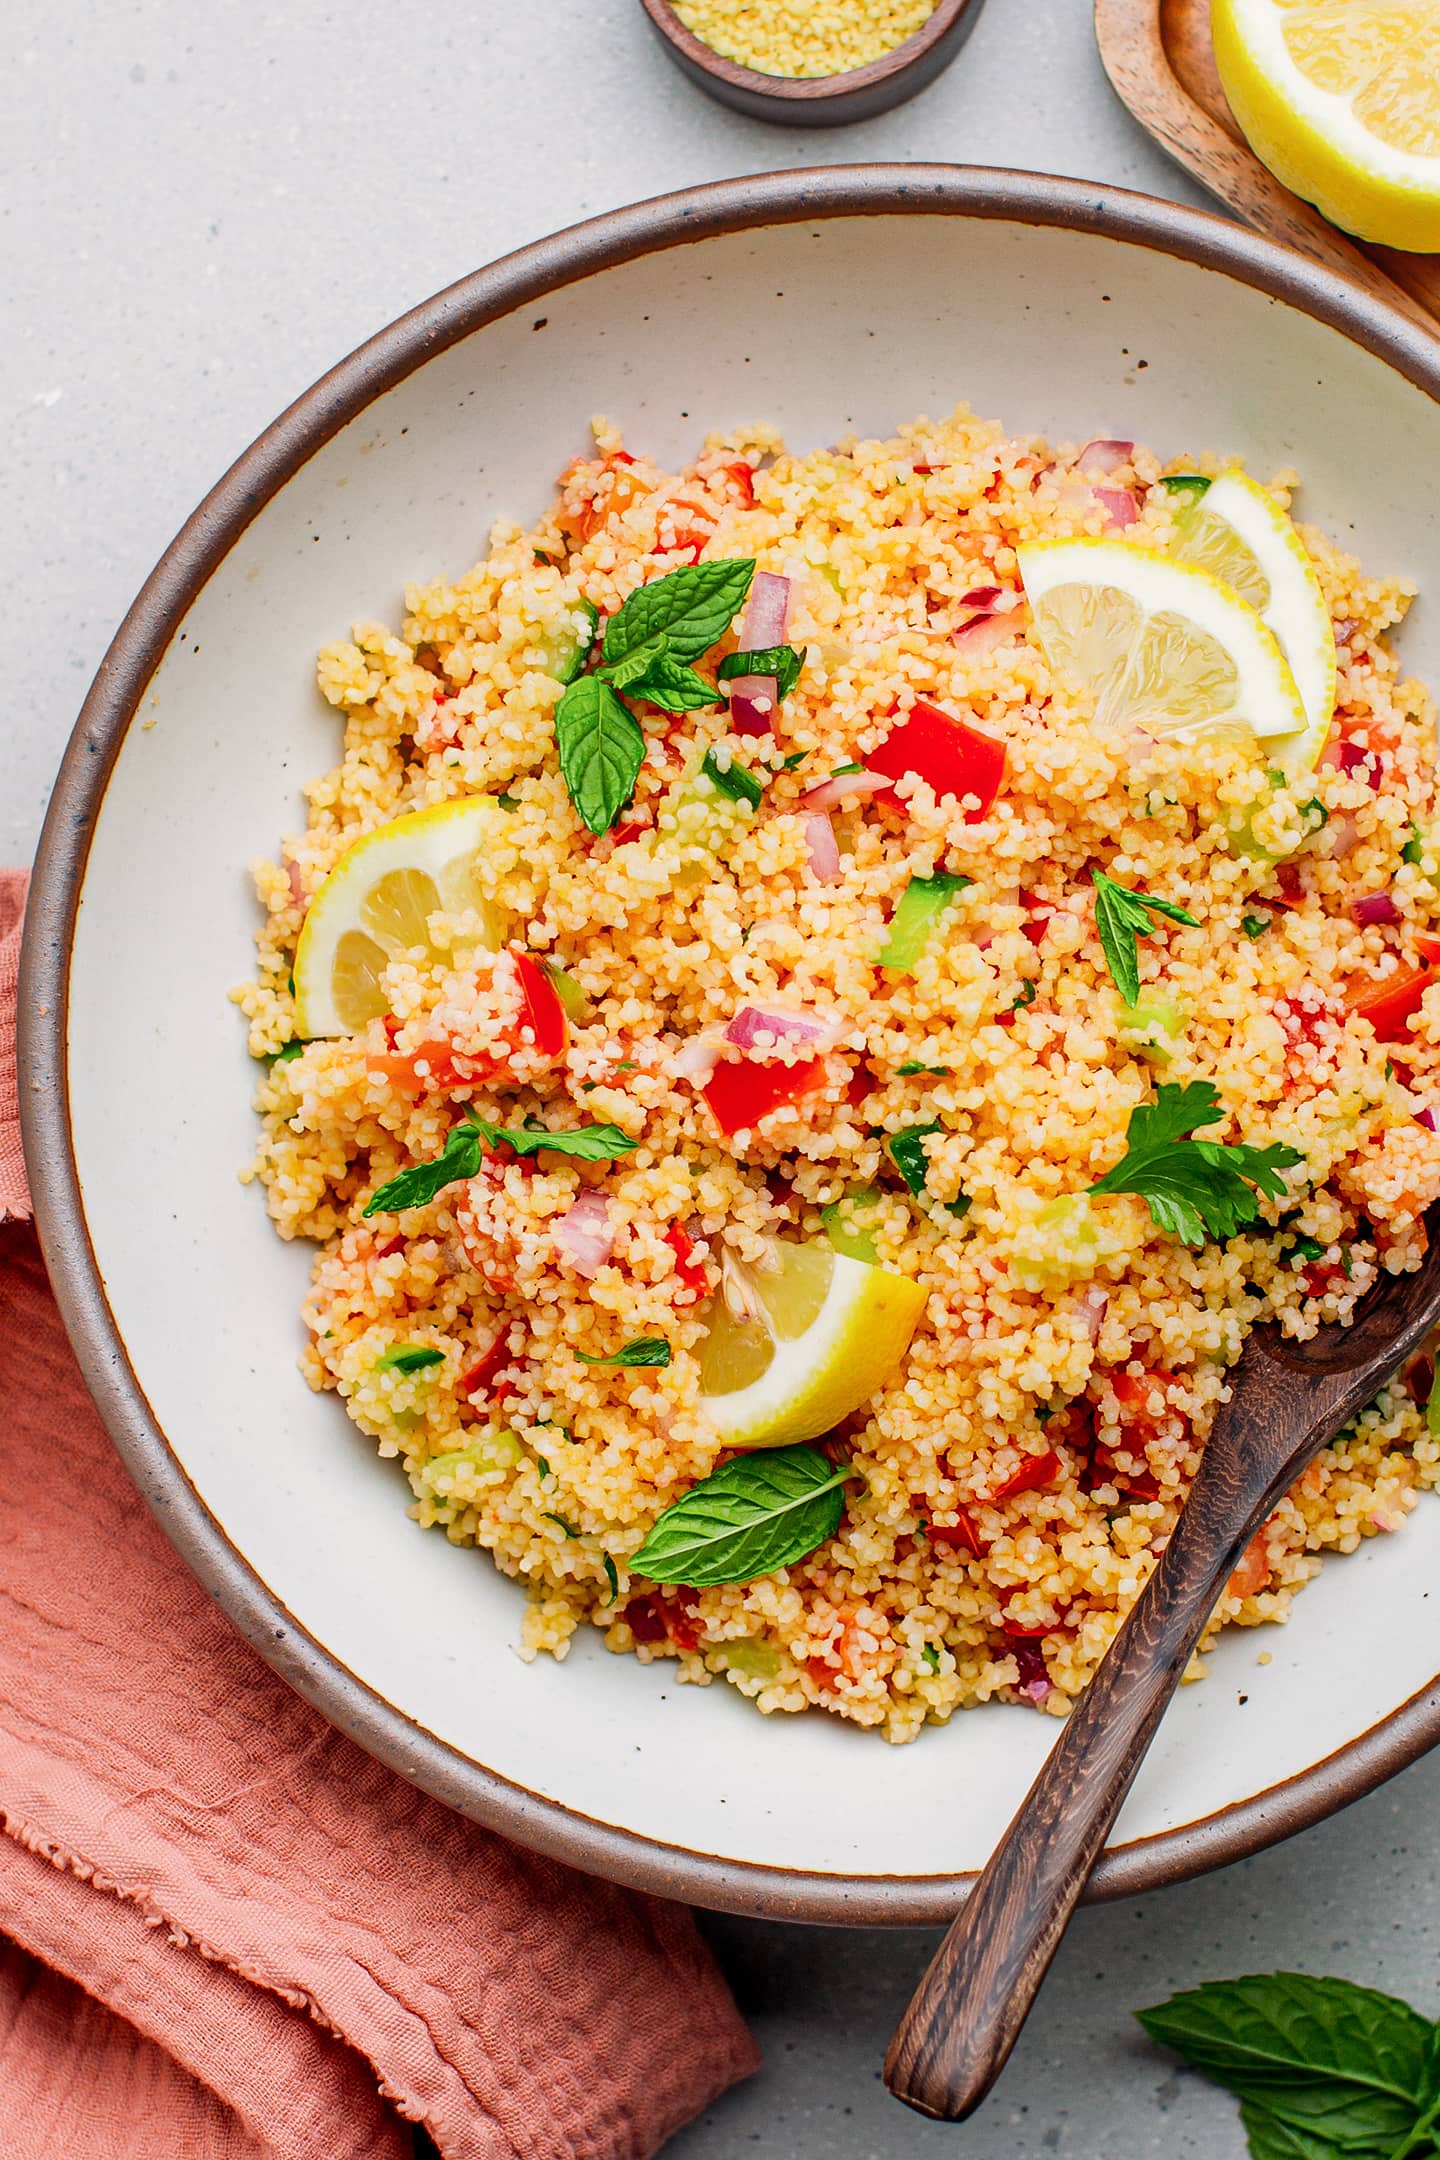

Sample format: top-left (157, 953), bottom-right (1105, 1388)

top-left (632, 1443), bottom-right (855, 1587)
top-left (1137, 1971), bottom-right (1440, 2159)
top-left (553, 560), bottom-right (755, 831)
top-left (575, 1338), bottom-right (672, 1368)
top-left (717, 644), bottom-right (805, 701)
top-left (1092, 867), bottom-right (1199, 1007)
top-left (364, 1116), bottom-right (637, 1216)
top-left (1088, 1081), bottom-right (1301, 1246)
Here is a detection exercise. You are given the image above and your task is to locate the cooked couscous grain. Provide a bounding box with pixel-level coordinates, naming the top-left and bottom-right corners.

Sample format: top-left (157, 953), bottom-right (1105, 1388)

top-left (236, 405), bottom-right (1440, 1743)
top-left (671, 0), bottom-right (938, 78)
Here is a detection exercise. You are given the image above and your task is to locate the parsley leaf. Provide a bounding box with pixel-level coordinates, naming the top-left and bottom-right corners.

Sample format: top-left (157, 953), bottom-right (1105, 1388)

top-left (554, 673), bottom-right (646, 835)
top-left (888, 1121), bottom-right (943, 1196)
top-left (1092, 868), bottom-right (1200, 1007)
top-left (1089, 1081), bottom-right (1301, 1246)
top-left (781, 750), bottom-right (809, 772)
top-left (897, 1060), bottom-right (949, 1076)
top-left (470, 1117), bottom-right (637, 1162)
top-left (602, 559), bottom-right (755, 666)
top-left (1242, 913), bottom-right (1270, 940)
top-left (1137, 1972), bottom-right (1440, 2158)
top-left (717, 645), bottom-right (805, 701)
top-left (575, 1338), bottom-right (673, 1368)
top-left (702, 748), bottom-right (764, 807)
top-left (270, 1038), bottom-right (306, 1064)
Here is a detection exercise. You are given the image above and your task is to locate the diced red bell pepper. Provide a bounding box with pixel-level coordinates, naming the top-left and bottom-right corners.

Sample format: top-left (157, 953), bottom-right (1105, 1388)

top-left (625, 1591), bottom-right (699, 1650)
top-left (702, 1057), bottom-right (826, 1136)
top-left (869, 700), bottom-right (1006, 823)
top-left (664, 1224), bottom-right (710, 1297)
top-left (725, 461), bottom-right (756, 506)
top-left (925, 1508), bottom-right (989, 1557)
top-left (998, 1588), bottom-right (1065, 1639)
top-left (1108, 1368), bottom-right (1177, 1440)
top-left (991, 1448), bottom-right (1062, 1501)
top-left (460, 1335), bottom-right (511, 1398)
top-left (1347, 968), bottom-right (1433, 1042)
top-left (510, 949), bottom-right (569, 1058)
top-left (365, 1040), bottom-right (472, 1095)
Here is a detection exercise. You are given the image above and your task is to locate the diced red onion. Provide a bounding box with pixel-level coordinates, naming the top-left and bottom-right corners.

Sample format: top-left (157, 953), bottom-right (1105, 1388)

top-left (952, 610), bottom-right (1016, 656)
top-left (1327, 737), bottom-right (1373, 778)
top-left (555, 1190), bottom-right (614, 1277)
top-left (1417, 1108), bottom-right (1437, 1132)
top-left (1094, 486), bottom-right (1141, 530)
top-left (723, 1004), bottom-right (840, 1053)
top-left (802, 810), bottom-right (841, 884)
top-left (740, 570), bottom-right (791, 649)
top-left (728, 675), bottom-right (777, 737)
top-left (959, 585), bottom-right (1002, 610)
top-left (798, 769), bottom-right (886, 811)
top-left (285, 859), bottom-right (306, 907)
top-left (1077, 438), bottom-right (1134, 475)
top-left (1329, 813), bottom-right (1361, 862)
top-left (1352, 892), bottom-right (1401, 927)
top-left (1077, 1286), bottom-right (1109, 1343)
top-left (1024, 1676), bottom-right (1052, 1704)
top-left (1333, 617), bottom-right (1358, 643)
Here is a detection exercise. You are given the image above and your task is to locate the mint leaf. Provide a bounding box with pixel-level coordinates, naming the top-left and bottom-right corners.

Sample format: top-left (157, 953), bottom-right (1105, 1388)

top-left (701, 748), bottom-right (763, 807)
top-left (1089, 1081), bottom-right (1301, 1246)
top-left (555, 673), bottom-right (646, 834)
top-left (626, 654), bottom-right (722, 713)
top-left (603, 633), bottom-right (670, 692)
top-left (1137, 1974), bottom-right (1439, 2156)
top-left (602, 559), bottom-right (755, 666)
top-left (1243, 913), bottom-right (1271, 939)
top-left (717, 645), bottom-right (805, 700)
top-left (576, 1337), bottom-right (672, 1368)
top-left (888, 1121), bottom-right (942, 1196)
top-left (471, 1117), bottom-right (637, 1162)
top-left (374, 1344), bottom-right (445, 1374)
top-left (632, 1443), bottom-right (853, 1587)
top-left (364, 1121), bottom-right (484, 1216)
top-left (1093, 866), bottom-right (1199, 1006)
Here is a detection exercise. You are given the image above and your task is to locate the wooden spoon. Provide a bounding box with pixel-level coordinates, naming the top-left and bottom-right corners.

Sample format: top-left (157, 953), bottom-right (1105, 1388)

top-left (885, 1228), bottom-right (1440, 2120)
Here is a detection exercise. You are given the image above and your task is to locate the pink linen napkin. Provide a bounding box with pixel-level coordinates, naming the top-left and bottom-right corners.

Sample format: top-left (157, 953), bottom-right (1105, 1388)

top-left (0, 867), bottom-right (757, 2158)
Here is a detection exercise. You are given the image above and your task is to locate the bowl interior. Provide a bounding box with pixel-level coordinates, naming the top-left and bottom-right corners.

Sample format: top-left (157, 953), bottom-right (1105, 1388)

top-left (56, 199), bottom-right (1440, 1914)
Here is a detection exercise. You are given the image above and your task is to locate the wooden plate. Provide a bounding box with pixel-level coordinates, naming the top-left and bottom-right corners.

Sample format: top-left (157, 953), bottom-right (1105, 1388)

top-left (1094, 0), bottom-right (1440, 334)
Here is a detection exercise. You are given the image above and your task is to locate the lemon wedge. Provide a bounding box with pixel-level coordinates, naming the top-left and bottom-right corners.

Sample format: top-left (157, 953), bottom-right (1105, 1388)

top-left (293, 796), bottom-right (511, 1037)
top-left (697, 1240), bottom-right (926, 1448)
top-left (1017, 537), bottom-right (1307, 749)
top-left (1169, 470), bottom-right (1336, 770)
top-left (1213, 0), bottom-right (1440, 253)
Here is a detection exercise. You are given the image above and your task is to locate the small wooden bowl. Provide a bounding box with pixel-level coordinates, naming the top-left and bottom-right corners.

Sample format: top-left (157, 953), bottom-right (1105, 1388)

top-left (638, 0), bottom-right (989, 127)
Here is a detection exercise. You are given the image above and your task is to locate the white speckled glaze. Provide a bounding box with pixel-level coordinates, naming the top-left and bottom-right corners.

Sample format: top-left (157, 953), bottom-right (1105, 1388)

top-left (26, 172), bottom-right (1440, 1919)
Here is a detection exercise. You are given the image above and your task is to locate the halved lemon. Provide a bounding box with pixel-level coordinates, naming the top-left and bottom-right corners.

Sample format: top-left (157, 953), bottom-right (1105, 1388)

top-left (293, 796), bottom-right (512, 1037)
top-left (697, 1240), bottom-right (927, 1448)
top-left (1017, 537), bottom-right (1307, 749)
top-left (1213, 0), bottom-right (1440, 253)
top-left (1169, 470), bottom-right (1336, 770)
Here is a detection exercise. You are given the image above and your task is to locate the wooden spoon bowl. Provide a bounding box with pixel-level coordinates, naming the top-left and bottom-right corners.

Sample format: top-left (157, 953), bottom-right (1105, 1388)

top-left (886, 1215), bottom-right (1440, 2119)
top-left (637, 0), bottom-right (989, 127)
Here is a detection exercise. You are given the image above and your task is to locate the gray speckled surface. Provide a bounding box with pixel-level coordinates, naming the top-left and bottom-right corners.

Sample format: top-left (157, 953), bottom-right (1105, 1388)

top-left (7, 1), bottom-right (1440, 2153)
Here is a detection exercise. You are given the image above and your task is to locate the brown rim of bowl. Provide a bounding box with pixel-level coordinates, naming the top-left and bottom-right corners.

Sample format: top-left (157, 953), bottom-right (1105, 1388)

top-left (19, 165), bottom-right (1440, 1927)
top-left (637, 0), bottom-right (984, 109)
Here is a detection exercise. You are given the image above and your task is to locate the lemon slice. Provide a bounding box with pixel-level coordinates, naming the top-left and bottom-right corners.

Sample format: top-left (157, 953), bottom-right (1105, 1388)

top-left (1213, 0), bottom-right (1440, 252)
top-left (293, 796), bottom-right (511, 1037)
top-left (1169, 471), bottom-right (1336, 770)
top-left (1018, 537), bottom-right (1307, 749)
top-left (697, 1240), bottom-right (926, 1448)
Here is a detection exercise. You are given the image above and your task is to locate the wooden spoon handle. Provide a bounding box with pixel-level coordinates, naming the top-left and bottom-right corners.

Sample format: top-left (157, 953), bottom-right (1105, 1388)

top-left (883, 1396), bottom-right (1321, 2121)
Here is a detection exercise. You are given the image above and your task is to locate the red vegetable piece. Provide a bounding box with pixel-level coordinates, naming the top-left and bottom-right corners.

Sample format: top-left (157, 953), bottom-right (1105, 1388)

top-left (1346, 967), bottom-right (1433, 1042)
top-left (869, 700), bottom-right (1006, 823)
top-left (991, 1447), bottom-right (1062, 1501)
top-left (460, 1335), bottom-right (511, 1399)
top-left (510, 949), bottom-right (568, 1058)
top-left (664, 1224), bottom-right (709, 1296)
top-left (925, 1508), bottom-right (989, 1557)
top-left (702, 1056), bottom-right (826, 1137)
top-left (1007, 1638), bottom-right (1051, 1691)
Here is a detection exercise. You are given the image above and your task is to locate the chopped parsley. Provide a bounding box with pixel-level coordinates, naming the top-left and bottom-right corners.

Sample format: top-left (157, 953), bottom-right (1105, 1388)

top-left (1088, 1081), bottom-right (1302, 1247)
top-left (364, 1117), bottom-right (636, 1216)
top-left (374, 1344), bottom-right (445, 1374)
top-left (1241, 914), bottom-right (1270, 940)
top-left (701, 747), bottom-right (764, 807)
top-left (888, 1121), bottom-right (942, 1195)
top-left (575, 1338), bottom-right (673, 1368)
top-left (1092, 868), bottom-right (1199, 1007)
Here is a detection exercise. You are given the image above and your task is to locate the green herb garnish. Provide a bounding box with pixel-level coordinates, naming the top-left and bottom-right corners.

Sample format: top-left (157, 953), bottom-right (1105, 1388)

top-left (270, 1038), bottom-right (306, 1064)
top-left (1289, 1235), bottom-right (1325, 1264)
top-left (717, 645), bottom-right (805, 701)
top-left (631, 1444), bottom-right (855, 1588)
top-left (701, 747), bottom-right (764, 808)
top-left (1137, 1970), bottom-right (1440, 2160)
top-left (781, 750), bottom-right (809, 771)
top-left (1403, 821), bottom-right (1426, 867)
top-left (1092, 868), bottom-right (1199, 1007)
top-left (897, 1061), bottom-right (949, 1076)
top-left (497, 793), bottom-right (520, 812)
top-left (374, 1345), bottom-right (445, 1374)
top-left (1241, 914), bottom-right (1270, 940)
top-left (830, 761), bottom-right (864, 777)
top-left (364, 1116), bottom-right (636, 1215)
top-left (1160, 474), bottom-right (1211, 504)
top-left (1010, 979), bottom-right (1038, 1012)
top-left (602, 1553), bottom-right (620, 1601)
top-left (575, 1338), bottom-right (673, 1368)
top-left (1088, 1081), bottom-right (1301, 1247)
top-left (920, 1643), bottom-right (941, 1673)
top-left (888, 1121), bottom-right (943, 1196)
top-left (553, 559), bottom-right (755, 831)
top-left (544, 1513), bottom-right (579, 1537)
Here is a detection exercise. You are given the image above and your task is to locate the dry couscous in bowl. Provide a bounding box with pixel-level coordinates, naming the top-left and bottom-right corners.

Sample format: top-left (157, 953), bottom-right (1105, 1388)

top-left (236, 398), bottom-right (1440, 1747)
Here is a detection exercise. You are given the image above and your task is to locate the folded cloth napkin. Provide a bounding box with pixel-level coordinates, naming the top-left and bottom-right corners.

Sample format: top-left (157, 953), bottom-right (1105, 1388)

top-left (0, 867), bottom-right (757, 2159)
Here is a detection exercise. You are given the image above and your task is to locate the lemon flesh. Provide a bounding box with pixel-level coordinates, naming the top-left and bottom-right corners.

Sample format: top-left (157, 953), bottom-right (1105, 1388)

top-left (1169, 471), bottom-right (1336, 771)
top-left (1213, 0), bottom-right (1440, 252)
top-left (1018, 537), bottom-right (1306, 749)
top-left (293, 796), bottom-right (512, 1037)
top-left (697, 1241), bottom-right (927, 1448)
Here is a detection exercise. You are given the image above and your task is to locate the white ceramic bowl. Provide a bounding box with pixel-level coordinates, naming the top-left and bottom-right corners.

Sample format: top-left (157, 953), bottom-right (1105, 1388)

top-left (22, 168), bottom-right (1440, 1924)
